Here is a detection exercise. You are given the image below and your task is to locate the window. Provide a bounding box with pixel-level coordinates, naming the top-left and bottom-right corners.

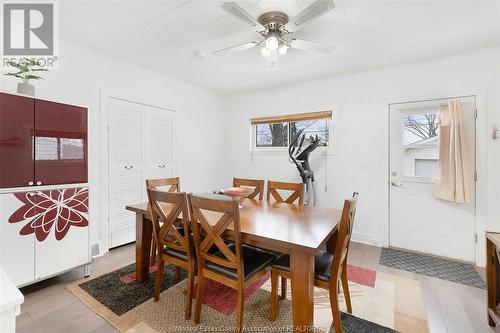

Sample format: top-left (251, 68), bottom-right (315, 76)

top-left (402, 110), bottom-right (440, 179)
top-left (415, 159), bottom-right (438, 177)
top-left (255, 122), bottom-right (288, 147)
top-left (252, 111), bottom-right (332, 151)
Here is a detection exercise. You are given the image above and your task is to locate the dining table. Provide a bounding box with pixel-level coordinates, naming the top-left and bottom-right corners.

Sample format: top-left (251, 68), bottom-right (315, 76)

top-left (126, 197), bottom-right (342, 332)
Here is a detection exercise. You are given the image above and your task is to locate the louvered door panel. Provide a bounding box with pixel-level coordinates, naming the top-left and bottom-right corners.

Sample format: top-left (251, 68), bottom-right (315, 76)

top-left (108, 99), bottom-right (145, 248)
top-left (147, 107), bottom-right (175, 179)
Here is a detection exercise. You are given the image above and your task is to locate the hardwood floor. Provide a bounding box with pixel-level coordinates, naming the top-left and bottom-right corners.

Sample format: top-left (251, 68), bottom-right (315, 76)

top-left (16, 242), bottom-right (494, 333)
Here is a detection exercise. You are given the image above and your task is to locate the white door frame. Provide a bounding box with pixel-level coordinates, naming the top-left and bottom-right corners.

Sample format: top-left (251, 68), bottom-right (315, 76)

top-left (386, 89), bottom-right (487, 266)
top-left (99, 89), bottom-right (176, 255)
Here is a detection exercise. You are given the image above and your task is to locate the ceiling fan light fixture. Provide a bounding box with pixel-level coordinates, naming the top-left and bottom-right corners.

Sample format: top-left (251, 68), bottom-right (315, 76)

top-left (278, 43), bottom-right (288, 55)
top-left (260, 47), bottom-right (271, 57)
top-left (265, 35), bottom-right (279, 51)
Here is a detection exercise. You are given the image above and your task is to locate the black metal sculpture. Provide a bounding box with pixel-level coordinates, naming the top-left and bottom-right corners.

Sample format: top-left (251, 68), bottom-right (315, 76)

top-left (288, 128), bottom-right (321, 205)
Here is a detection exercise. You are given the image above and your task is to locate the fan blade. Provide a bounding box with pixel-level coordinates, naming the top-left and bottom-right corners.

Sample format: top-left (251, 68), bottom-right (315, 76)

top-left (213, 41), bottom-right (260, 56)
top-left (284, 0), bottom-right (335, 33)
top-left (289, 39), bottom-right (335, 53)
top-left (221, 2), bottom-right (265, 32)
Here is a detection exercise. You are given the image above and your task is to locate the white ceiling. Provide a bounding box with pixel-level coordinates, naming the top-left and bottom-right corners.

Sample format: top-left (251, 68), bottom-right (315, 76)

top-left (60, 0), bottom-right (500, 95)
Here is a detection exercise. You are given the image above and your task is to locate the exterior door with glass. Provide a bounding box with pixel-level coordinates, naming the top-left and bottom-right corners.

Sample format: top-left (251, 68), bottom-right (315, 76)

top-left (389, 96), bottom-right (476, 262)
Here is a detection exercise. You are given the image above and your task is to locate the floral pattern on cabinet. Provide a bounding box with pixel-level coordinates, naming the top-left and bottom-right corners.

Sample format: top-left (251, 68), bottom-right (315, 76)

top-left (8, 187), bottom-right (89, 241)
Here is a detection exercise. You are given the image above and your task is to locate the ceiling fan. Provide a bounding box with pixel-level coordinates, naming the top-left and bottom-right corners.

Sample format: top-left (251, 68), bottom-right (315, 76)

top-left (214, 0), bottom-right (336, 70)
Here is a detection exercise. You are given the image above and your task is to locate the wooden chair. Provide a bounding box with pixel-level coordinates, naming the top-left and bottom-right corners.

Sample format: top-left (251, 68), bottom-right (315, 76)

top-left (233, 177), bottom-right (265, 200)
top-left (146, 177), bottom-right (180, 192)
top-left (269, 193), bottom-right (359, 333)
top-left (146, 177), bottom-right (182, 277)
top-left (266, 180), bottom-right (305, 297)
top-left (266, 180), bottom-right (305, 205)
top-left (146, 189), bottom-right (195, 319)
top-left (188, 193), bottom-right (277, 333)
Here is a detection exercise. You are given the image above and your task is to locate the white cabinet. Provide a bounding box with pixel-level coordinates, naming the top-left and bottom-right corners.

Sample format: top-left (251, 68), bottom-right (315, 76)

top-left (108, 99), bottom-right (175, 248)
top-left (0, 267), bottom-right (24, 333)
top-left (0, 187), bottom-right (90, 286)
top-left (0, 192), bottom-right (35, 286)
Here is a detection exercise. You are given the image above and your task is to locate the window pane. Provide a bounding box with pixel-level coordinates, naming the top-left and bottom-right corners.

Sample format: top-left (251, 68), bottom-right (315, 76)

top-left (255, 122), bottom-right (288, 147)
top-left (403, 112), bottom-right (440, 145)
top-left (290, 119), bottom-right (329, 147)
top-left (403, 111), bottom-right (440, 178)
top-left (415, 159), bottom-right (438, 177)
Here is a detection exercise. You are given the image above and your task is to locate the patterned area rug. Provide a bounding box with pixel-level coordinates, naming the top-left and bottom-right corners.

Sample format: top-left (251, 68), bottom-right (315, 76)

top-left (379, 247), bottom-right (486, 289)
top-left (67, 263), bottom-right (428, 332)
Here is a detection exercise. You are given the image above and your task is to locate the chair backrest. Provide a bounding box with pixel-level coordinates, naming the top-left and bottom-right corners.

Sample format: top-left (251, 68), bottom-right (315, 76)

top-left (267, 180), bottom-right (305, 205)
top-left (147, 189), bottom-right (192, 260)
top-left (233, 178), bottom-right (265, 200)
top-left (146, 177), bottom-right (180, 192)
top-left (188, 194), bottom-right (243, 280)
top-left (330, 193), bottom-right (358, 284)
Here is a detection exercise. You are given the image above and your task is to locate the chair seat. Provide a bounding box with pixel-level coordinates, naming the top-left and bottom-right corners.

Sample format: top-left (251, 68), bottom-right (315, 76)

top-left (272, 251), bottom-right (333, 282)
top-left (164, 247), bottom-right (188, 261)
top-left (206, 244), bottom-right (277, 280)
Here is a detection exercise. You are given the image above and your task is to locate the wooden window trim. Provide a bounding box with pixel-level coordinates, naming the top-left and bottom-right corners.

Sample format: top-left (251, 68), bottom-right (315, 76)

top-left (250, 111), bottom-right (332, 125)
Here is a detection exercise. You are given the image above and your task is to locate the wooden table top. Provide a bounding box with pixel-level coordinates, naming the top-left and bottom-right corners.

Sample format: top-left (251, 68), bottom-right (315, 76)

top-left (487, 232), bottom-right (500, 248)
top-left (127, 197), bottom-right (341, 254)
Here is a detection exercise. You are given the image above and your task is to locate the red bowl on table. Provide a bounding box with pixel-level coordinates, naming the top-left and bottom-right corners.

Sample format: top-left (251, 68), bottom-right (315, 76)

top-left (221, 187), bottom-right (253, 199)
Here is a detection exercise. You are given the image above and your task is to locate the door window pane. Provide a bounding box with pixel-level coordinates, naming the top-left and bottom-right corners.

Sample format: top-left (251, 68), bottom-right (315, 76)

top-left (415, 159), bottom-right (438, 177)
top-left (403, 111), bottom-right (440, 178)
top-left (255, 123), bottom-right (288, 147)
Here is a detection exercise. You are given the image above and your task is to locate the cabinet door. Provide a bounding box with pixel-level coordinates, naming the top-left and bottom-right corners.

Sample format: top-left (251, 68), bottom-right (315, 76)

top-left (0, 192), bottom-right (35, 286)
top-left (0, 93), bottom-right (34, 188)
top-left (109, 99), bottom-right (145, 247)
top-left (34, 100), bottom-right (87, 185)
top-left (35, 187), bottom-right (89, 279)
top-left (146, 107), bottom-right (175, 179)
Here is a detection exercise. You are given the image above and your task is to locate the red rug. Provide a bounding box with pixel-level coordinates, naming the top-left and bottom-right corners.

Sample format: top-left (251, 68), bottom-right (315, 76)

top-left (119, 262), bottom-right (377, 315)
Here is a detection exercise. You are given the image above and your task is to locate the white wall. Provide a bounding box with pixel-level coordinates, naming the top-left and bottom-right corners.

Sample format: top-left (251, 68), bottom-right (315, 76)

top-left (224, 46), bottom-right (500, 251)
top-left (1, 39), bottom-right (227, 252)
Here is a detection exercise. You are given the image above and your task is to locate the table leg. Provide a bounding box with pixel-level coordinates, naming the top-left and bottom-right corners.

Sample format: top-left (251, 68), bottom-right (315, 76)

top-left (487, 238), bottom-right (496, 327)
top-left (136, 212), bottom-right (152, 283)
top-left (290, 250), bottom-right (315, 332)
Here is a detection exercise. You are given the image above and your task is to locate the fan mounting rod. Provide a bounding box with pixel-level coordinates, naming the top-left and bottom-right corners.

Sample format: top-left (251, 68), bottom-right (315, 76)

top-left (257, 11), bottom-right (289, 30)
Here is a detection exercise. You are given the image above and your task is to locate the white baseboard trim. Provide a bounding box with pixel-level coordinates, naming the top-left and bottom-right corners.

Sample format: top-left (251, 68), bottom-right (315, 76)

top-left (351, 232), bottom-right (383, 247)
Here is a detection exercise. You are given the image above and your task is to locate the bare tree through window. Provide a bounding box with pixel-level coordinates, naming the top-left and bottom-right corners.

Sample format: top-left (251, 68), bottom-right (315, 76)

top-left (404, 112), bottom-right (440, 144)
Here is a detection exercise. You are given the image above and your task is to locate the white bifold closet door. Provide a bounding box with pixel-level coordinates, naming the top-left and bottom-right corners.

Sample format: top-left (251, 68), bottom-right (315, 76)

top-left (145, 105), bottom-right (175, 179)
top-left (108, 99), bottom-right (175, 248)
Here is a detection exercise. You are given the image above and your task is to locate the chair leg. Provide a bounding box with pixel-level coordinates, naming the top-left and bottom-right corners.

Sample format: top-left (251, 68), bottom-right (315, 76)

top-left (270, 269), bottom-right (278, 321)
top-left (280, 276), bottom-right (287, 299)
top-left (154, 259), bottom-right (164, 302)
top-left (236, 286), bottom-right (245, 333)
top-left (341, 268), bottom-right (352, 314)
top-left (194, 274), bottom-right (205, 324)
top-left (175, 266), bottom-right (181, 280)
top-left (150, 238), bottom-right (156, 264)
top-left (185, 268), bottom-right (194, 320)
top-left (329, 281), bottom-right (343, 333)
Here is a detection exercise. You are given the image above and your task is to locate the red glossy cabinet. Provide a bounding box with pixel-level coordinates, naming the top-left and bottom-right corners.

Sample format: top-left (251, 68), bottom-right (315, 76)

top-left (0, 92), bottom-right (87, 188)
top-left (0, 93), bottom-right (35, 188)
top-left (34, 100), bottom-right (87, 185)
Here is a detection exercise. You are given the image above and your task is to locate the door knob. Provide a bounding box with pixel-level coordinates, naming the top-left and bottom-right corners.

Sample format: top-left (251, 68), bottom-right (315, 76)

top-left (27, 181), bottom-right (34, 186)
top-left (391, 181), bottom-right (402, 187)
top-left (36, 181), bottom-right (42, 185)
